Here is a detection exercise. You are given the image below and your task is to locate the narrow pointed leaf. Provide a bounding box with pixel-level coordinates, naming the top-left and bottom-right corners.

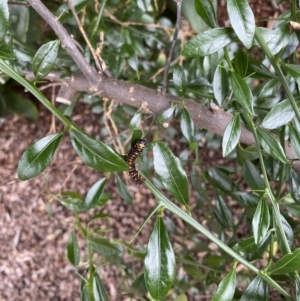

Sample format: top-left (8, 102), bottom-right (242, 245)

top-left (93, 272), bottom-right (110, 301)
top-left (289, 124), bottom-right (300, 160)
top-left (214, 195), bottom-right (233, 229)
top-left (227, 0), bottom-right (254, 48)
top-left (85, 178), bottom-right (107, 209)
top-left (144, 217), bottom-right (175, 300)
top-left (70, 129), bottom-right (128, 172)
top-left (231, 72), bottom-right (254, 115)
top-left (256, 128), bottom-right (288, 163)
top-left (211, 267), bottom-right (236, 301)
top-left (252, 197), bottom-right (270, 245)
top-left (296, 276), bottom-right (300, 301)
top-left (277, 214), bottom-right (294, 252)
top-left (270, 248), bottom-right (300, 274)
top-left (213, 61), bottom-right (229, 106)
top-left (0, 0), bottom-right (9, 41)
top-left (173, 66), bottom-right (187, 96)
top-left (67, 230), bottom-right (80, 267)
top-left (232, 49), bottom-right (248, 77)
top-left (262, 99), bottom-right (294, 129)
top-left (153, 142), bottom-right (189, 206)
top-left (290, 169), bottom-right (300, 204)
top-left (129, 112), bottom-right (142, 130)
top-left (32, 40), bottom-right (60, 80)
top-left (116, 174), bottom-right (132, 204)
top-left (18, 133), bottom-right (63, 180)
top-left (194, 0), bottom-right (217, 28)
top-left (285, 64), bottom-right (300, 86)
top-left (157, 106), bottom-right (176, 125)
top-left (182, 28), bottom-right (233, 58)
top-left (257, 79), bottom-right (281, 101)
top-left (180, 108), bottom-right (194, 142)
top-left (240, 276), bottom-right (268, 301)
top-left (222, 115), bottom-right (241, 157)
top-left (87, 236), bottom-right (119, 256)
top-left (243, 161), bottom-right (265, 192)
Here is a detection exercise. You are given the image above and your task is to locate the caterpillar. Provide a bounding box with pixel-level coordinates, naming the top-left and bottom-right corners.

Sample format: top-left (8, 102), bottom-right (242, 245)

top-left (126, 139), bottom-right (146, 186)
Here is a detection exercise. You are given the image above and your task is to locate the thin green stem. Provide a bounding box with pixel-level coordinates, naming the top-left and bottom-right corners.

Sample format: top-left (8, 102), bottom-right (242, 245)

top-left (247, 115), bottom-right (291, 255)
top-left (91, 0), bottom-right (108, 41)
top-left (254, 27), bottom-right (300, 125)
top-left (144, 178), bottom-right (294, 300)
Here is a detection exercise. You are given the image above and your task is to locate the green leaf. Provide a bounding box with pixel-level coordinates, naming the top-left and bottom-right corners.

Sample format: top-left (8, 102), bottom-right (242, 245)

top-left (277, 214), bottom-right (294, 252)
top-left (289, 124), bottom-right (300, 160)
top-left (173, 66), bottom-right (187, 96)
top-left (252, 197), bottom-right (270, 245)
top-left (213, 61), bottom-right (229, 106)
top-left (284, 203), bottom-right (300, 219)
top-left (289, 169), bottom-right (300, 205)
top-left (265, 27), bottom-right (290, 56)
top-left (222, 115), bottom-right (241, 157)
top-left (18, 133), bottom-right (63, 180)
top-left (144, 216), bottom-right (175, 300)
top-left (182, 28), bottom-right (233, 58)
top-left (214, 195), bottom-right (233, 229)
top-left (208, 167), bottom-right (237, 192)
top-left (231, 72), bottom-right (254, 115)
top-left (262, 99), bottom-right (294, 129)
top-left (32, 40), bottom-right (60, 80)
top-left (85, 178), bottom-right (107, 209)
top-left (227, 0), bottom-right (255, 48)
top-left (232, 49), bottom-right (248, 77)
top-left (211, 267), bottom-right (236, 301)
top-left (137, 0), bottom-right (150, 11)
top-left (157, 106), bottom-right (176, 125)
top-left (240, 276), bottom-right (268, 301)
top-left (88, 213), bottom-right (111, 224)
top-left (153, 142), bottom-right (189, 206)
top-left (56, 0), bottom-right (89, 24)
top-left (130, 129), bottom-right (143, 145)
top-left (129, 112), bottom-right (142, 130)
top-left (232, 236), bottom-right (269, 261)
top-left (122, 44), bottom-right (139, 73)
top-left (93, 272), bottom-right (110, 301)
top-left (243, 161), bottom-right (265, 192)
top-left (0, 43), bottom-right (16, 60)
top-left (285, 64), bottom-right (300, 86)
top-left (257, 78), bottom-right (281, 101)
top-left (80, 274), bottom-right (91, 301)
top-left (59, 194), bottom-right (88, 212)
top-left (247, 56), bottom-right (276, 78)
top-left (70, 129), bottom-right (128, 172)
top-left (116, 174), bottom-right (132, 204)
top-left (270, 248), bottom-right (300, 275)
top-left (87, 236), bottom-right (120, 256)
top-left (180, 108), bottom-right (194, 142)
top-left (67, 230), bottom-right (80, 267)
top-left (256, 128), bottom-right (288, 163)
top-left (237, 145), bottom-right (259, 161)
top-left (194, 0), bottom-right (217, 28)
top-left (9, 3), bottom-right (29, 43)
top-left (0, 0), bottom-right (9, 41)
top-left (296, 276), bottom-right (300, 301)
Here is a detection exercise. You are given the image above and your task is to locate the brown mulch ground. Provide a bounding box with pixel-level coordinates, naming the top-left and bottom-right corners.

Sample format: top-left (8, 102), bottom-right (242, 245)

top-left (0, 1), bottom-right (291, 301)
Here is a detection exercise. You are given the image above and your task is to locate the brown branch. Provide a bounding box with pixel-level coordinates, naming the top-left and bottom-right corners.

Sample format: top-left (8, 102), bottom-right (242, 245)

top-left (25, 0), bottom-right (300, 172)
top-left (27, 0), bottom-right (99, 88)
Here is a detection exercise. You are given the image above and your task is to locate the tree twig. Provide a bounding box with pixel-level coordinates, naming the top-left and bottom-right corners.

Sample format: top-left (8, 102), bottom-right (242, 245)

top-left (161, 0), bottom-right (182, 94)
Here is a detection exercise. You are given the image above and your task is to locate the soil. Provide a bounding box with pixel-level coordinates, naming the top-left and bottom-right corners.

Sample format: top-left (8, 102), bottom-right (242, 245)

top-left (0, 1), bottom-right (291, 301)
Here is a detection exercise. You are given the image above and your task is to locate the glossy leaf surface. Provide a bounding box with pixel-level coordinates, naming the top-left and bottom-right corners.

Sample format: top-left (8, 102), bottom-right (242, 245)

top-left (270, 248), bottom-right (300, 274)
top-left (227, 0), bottom-right (255, 48)
top-left (290, 169), bottom-right (300, 205)
top-left (0, 0), bottom-right (9, 41)
top-left (88, 236), bottom-right (120, 256)
top-left (70, 129), bottom-right (128, 172)
top-left (222, 114), bottom-right (241, 157)
top-left (85, 178), bottom-right (107, 209)
top-left (173, 66), bottom-right (187, 96)
top-left (67, 230), bottom-right (80, 267)
top-left (213, 61), bottom-right (229, 106)
top-left (18, 133), bottom-right (63, 180)
top-left (93, 272), bottom-right (110, 301)
top-left (180, 108), bottom-right (194, 142)
top-left (240, 276), bottom-right (268, 301)
top-left (116, 174), bottom-right (132, 204)
top-left (252, 197), bottom-right (270, 245)
top-left (32, 40), bottom-right (60, 80)
top-left (194, 0), bottom-right (217, 28)
top-left (182, 28), bottom-right (233, 57)
top-left (214, 195), bottom-right (233, 229)
top-left (211, 267), bottom-right (236, 301)
top-left (153, 142), bottom-right (189, 206)
top-left (256, 128), bottom-right (288, 163)
top-left (231, 72), bottom-right (254, 115)
top-left (289, 124), bottom-right (300, 160)
top-left (144, 216), bottom-right (175, 300)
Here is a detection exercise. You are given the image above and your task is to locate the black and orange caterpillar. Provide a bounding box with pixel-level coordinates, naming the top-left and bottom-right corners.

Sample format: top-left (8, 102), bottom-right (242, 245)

top-left (126, 139), bottom-right (146, 186)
